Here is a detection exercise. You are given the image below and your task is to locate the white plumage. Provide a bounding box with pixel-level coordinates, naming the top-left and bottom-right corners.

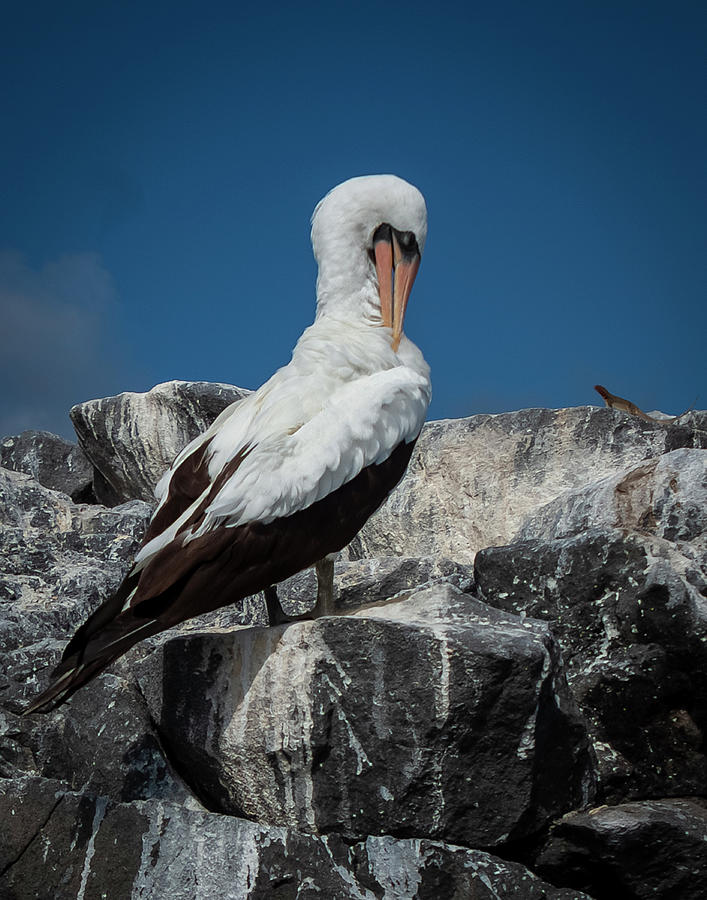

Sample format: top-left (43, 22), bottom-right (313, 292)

top-left (138, 176), bottom-right (431, 558)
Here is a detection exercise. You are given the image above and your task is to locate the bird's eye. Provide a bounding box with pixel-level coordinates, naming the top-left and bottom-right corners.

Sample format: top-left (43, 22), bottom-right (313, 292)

top-left (395, 230), bottom-right (420, 259)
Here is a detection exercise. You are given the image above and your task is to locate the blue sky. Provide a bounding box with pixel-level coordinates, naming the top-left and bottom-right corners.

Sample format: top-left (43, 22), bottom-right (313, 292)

top-left (1, 1), bottom-right (705, 438)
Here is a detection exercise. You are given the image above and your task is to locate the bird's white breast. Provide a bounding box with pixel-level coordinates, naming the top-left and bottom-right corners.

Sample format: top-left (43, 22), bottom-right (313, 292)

top-left (193, 320), bottom-right (430, 533)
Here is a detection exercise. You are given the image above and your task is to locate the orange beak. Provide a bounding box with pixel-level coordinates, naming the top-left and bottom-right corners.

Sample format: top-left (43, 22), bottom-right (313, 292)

top-left (374, 227), bottom-right (421, 352)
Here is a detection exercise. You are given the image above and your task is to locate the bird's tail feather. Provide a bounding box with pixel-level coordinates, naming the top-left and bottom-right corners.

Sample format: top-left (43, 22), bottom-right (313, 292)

top-left (22, 615), bottom-right (167, 715)
top-left (22, 657), bottom-right (118, 715)
top-left (22, 568), bottom-right (162, 715)
top-left (57, 569), bottom-right (141, 666)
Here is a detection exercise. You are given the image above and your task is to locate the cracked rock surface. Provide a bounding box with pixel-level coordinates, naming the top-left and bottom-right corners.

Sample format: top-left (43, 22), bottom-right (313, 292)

top-left (0, 430), bottom-right (94, 503)
top-left (353, 407), bottom-right (707, 564)
top-left (2, 389), bottom-right (706, 898)
top-left (475, 450), bottom-right (707, 802)
top-left (0, 777), bottom-right (590, 900)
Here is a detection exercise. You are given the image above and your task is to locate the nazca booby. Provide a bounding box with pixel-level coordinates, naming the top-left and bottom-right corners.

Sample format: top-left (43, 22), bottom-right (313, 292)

top-left (25, 174), bottom-right (431, 714)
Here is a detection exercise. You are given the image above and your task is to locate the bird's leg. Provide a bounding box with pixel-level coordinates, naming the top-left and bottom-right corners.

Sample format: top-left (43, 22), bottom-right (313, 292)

top-left (264, 555), bottom-right (337, 626)
top-left (312, 555), bottom-right (336, 617)
top-left (264, 585), bottom-right (292, 625)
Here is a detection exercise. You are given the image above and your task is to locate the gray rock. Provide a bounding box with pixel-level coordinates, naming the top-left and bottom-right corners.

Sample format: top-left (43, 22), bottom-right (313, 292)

top-left (475, 528), bottom-right (707, 801)
top-left (518, 447), bottom-right (707, 558)
top-left (351, 407), bottom-right (707, 564)
top-left (0, 468), bottom-right (188, 803)
top-left (536, 798), bottom-right (707, 899)
top-left (0, 430), bottom-right (94, 502)
top-left (70, 380), bottom-right (251, 505)
top-left (0, 468), bottom-right (152, 659)
top-left (0, 777), bottom-right (591, 899)
top-left (150, 556), bottom-right (473, 634)
top-left (2, 669), bottom-right (190, 805)
top-left (136, 584), bottom-right (595, 849)
top-left (6, 395), bottom-right (706, 897)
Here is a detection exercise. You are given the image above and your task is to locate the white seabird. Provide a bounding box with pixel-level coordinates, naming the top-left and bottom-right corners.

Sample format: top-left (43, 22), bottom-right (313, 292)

top-left (25, 174), bottom-right (431, 714)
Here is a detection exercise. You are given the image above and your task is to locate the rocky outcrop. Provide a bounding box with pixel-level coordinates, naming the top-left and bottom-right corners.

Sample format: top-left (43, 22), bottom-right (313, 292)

top-left (136, 585), bottom-right (594, 848)
top-left (475, 445), bottom-right (707, 804)
top-left (2, 388), bottom-right (706, 898)
top-left (0, 777), bottom-right (590, 900)
top-left (0, 430), bottom-right (93, 502)
top-left (70, 380), bottom-right (250, 504)
top-left (0, 468), bottom-right (187, 802)
top-left (353, 407), bottom-right (707, 563)
top-left (518, 446), bottom-right (707, 552)
top-left (476, 528), bottom-right (707, 803)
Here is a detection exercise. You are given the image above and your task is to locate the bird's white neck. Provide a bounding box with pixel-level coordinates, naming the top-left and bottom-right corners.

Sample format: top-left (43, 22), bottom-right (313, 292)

top-left (290, 306), bottom-right (429, 391)
top-left (312, 228), bottom-right (383, 328)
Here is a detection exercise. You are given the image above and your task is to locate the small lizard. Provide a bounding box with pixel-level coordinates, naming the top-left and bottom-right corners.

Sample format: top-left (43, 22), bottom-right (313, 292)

top-left (594, 385), bottom-right (694, 425)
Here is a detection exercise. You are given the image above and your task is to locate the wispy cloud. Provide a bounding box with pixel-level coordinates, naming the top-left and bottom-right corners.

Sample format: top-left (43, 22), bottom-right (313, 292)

top-left (0, 251), bottom-right (122, 439)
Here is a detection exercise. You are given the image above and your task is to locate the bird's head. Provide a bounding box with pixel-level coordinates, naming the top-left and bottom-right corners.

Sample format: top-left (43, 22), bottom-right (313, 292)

top-left (311, 174), bottom-right (427, 351)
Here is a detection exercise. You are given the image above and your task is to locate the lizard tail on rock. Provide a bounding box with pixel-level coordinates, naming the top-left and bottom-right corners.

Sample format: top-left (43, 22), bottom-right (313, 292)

top-left (594, 385), bottom-right (693, 425)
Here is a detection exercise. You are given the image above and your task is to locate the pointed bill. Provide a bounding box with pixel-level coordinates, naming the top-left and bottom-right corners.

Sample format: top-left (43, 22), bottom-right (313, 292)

top-left (374, 233), bottom-right (394, 334)
top-left (391, 231), bottom-right (420, 352)
top-left (374, 225), bottom-right (421, 352)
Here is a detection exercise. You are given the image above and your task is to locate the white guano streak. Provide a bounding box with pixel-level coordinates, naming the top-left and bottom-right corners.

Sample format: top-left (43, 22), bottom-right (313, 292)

top-left (435, 631), bottom-right (451, 725)
top-left (365, 836), bottom-right (426, 900)
top-left (224, 626), bottom-right (319, 829)
top-left (517, 643), bottom-right (552, 760)
top-left (431, 629), bottom-right (452, 831)
top-left (76, 797), bottom-right (107, 900)
top-left (132, 805), bottom-right (164, 897)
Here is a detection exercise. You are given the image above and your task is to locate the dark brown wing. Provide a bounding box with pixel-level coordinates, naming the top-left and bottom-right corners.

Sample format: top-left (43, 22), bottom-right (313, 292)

top-left (141, 437), bottom-right (214, 544)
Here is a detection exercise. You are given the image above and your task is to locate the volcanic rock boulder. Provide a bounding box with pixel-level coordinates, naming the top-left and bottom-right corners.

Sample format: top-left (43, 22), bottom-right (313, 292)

top-left (0, 430), bottom-right (93, 502)
top-left (476, 528), bottom-right (707, 801)
top-left (4, 395), bottom-right (706, 898)
top-left (0, 777), bottom-right (591, 900)
top-left (352, 407), bottom-right (707, 563)
top-left (70, 380), bottom-right (251, 505)
top-left (535, 798), bottom-right (707, 900)
top-left (1, 461), bottom-right (477, 809)
top-left (137, 584), bottom-right (596, 849)
top-left (475, 448), bottom-right (707, 801)
top-left (518, 446), bottom-right (707, 554)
